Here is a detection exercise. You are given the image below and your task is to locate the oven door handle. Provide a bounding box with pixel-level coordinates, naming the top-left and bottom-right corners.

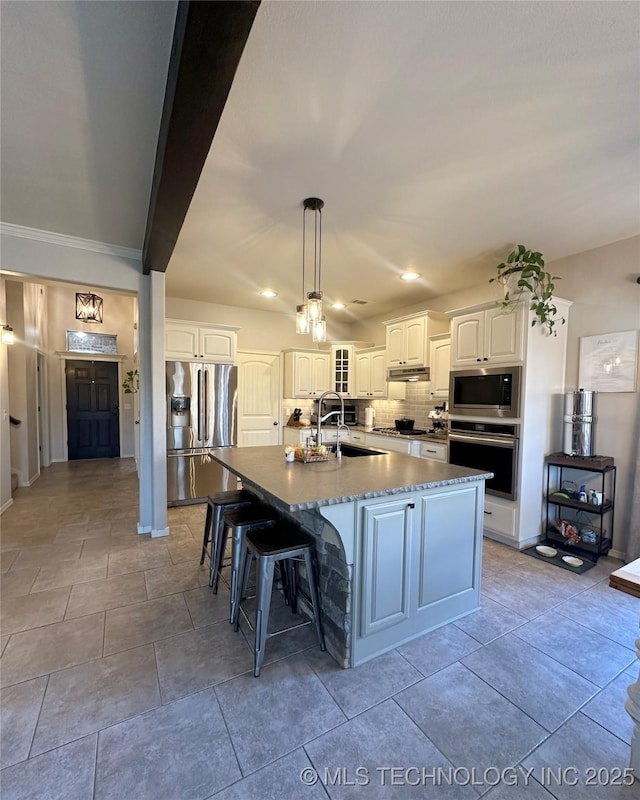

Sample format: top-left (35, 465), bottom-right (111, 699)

top-left (449, 433), bottom-right (517, 448)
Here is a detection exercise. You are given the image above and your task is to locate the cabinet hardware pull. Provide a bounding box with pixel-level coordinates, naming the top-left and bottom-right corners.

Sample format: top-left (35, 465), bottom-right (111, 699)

top-left (484, 510), bottom-right (492, 515)
top-left (408, 503), bottom-right (415, 509)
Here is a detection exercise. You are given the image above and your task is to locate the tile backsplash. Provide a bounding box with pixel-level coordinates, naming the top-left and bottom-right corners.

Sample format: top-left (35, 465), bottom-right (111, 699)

top-left (284, 383), bottom-right (448, 430)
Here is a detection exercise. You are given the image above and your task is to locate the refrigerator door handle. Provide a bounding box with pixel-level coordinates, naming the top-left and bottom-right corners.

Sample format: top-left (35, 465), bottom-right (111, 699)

top-left (196, 369), bottom-right (202, 442)
top-left (204, 369), bottom-right (209, 442)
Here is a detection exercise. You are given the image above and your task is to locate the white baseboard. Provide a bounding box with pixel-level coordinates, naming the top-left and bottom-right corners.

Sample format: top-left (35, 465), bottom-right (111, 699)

top-left (137, 523), bottom-right (152, 534)
top-left (51, 458), bottom-right (68, 463)
top-left (609, 548), bottom-right (625, 562)
top-left (0, 497), bottom-right (14, 514)
top-left (151, 526), bottom-right (170, 538)
top-left (18, 471), bottom-right (40, 487)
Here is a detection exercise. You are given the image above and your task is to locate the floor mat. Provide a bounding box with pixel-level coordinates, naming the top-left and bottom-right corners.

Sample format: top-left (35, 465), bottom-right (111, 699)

top-left (522, 545), bottom-right (596, 574)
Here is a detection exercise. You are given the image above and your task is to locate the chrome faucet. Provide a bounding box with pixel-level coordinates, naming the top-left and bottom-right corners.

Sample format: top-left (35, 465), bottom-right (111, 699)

top-left (315, 390), bottom-right (345, 450)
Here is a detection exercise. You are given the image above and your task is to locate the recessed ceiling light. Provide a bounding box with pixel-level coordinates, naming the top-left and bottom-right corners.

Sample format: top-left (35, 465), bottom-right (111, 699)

top-left (401, 272), bottom-right (421, 281)
top-left (260, 289), bottom-right (277, 298)
top-left (331, 302), bottom-right (346, 309)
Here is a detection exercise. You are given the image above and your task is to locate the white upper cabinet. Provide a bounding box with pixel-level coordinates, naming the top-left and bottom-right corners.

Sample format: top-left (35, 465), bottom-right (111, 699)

top-left (450, 305), bottom-right (524, 368)
top-left (355, 347), bottom-right (387, 398)
top-left (384, 312), bottom-right (449, 368)
top-left (428, 335), bottom-right (451, 398)
top-left (165, 320), bottom-right (238, 363)
top-left (355, 347), bottom-right (406, 400)
top-left (283, 350), bottom-right (330, 398)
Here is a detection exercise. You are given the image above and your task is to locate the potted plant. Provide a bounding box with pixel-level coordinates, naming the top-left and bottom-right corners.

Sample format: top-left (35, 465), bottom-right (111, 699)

top-left (490, 245), bottom-right (565, 335)
top-left (122, 369), bottom-right (139, 394)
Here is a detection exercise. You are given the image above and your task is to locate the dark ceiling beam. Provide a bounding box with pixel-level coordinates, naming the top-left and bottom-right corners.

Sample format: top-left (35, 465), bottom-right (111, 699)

top-left (142, 0), bottom-right (260, 274)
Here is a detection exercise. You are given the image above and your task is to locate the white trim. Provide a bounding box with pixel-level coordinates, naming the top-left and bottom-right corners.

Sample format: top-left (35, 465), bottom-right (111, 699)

top-left (55, 351), bottom-right (127, 361)
top-left (0, 222), bottom-right (141, 261)
top-left (151, 526), bottom-right (170, 538)
top-left (137, 523), bottom-right (152, 534)
top-left (18, 471), bottom-right (40, 487)
top-left (0, 497), bottom-right (14, 514)
top-left (610, 548), bottom-right (625, 562)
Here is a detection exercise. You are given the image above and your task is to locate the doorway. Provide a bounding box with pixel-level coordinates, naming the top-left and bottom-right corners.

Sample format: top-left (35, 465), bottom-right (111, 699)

top-left (237, 351), bottom-right (282, 447)
top-left (65, 360), bottom-right (120, 460)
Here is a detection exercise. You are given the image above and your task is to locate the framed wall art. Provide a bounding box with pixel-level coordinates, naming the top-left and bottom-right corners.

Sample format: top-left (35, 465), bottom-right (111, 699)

top-left (578, 330), bottom-right (638, 392)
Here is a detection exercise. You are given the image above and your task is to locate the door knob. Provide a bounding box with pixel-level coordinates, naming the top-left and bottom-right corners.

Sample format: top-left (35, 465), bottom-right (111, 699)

top-left (273, 421), bottom-right (278, 426)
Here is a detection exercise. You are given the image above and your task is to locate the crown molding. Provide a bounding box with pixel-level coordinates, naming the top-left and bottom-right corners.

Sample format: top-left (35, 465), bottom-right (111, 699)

top-left (0, 222), bottom-right (142, 261)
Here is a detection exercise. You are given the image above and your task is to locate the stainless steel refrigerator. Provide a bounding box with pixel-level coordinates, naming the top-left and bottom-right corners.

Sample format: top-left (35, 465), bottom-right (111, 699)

top-left (166, 361), bottom-right (237, 505)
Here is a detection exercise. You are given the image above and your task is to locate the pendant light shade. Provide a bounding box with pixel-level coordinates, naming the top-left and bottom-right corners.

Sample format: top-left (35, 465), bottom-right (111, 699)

top-left (296, 304), bottom-right (310, 334)
top-left (296, 197), bottom-right (325, 336)
top-left (311, 315), bottom-right (327, 343)
top-left (76, 292), bottom-right (103, 323)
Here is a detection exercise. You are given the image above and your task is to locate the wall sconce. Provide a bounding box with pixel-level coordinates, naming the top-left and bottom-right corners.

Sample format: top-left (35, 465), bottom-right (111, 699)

top-left (76, 292), bottom-right (103, 323)
top-left (1, 325), bottom-right (15, 345)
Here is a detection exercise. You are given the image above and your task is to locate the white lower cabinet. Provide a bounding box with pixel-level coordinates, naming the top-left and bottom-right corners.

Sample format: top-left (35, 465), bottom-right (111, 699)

top-left (415, 441), bottom-right (448, 462)
top-left (364, 432), bottom-right (413, 454)
top-left (283, 427), bottom-right (349, 446)
top-left (482, 497), bottom-right (518, 540)
top-left (354, 483), bottom-right (483, 665)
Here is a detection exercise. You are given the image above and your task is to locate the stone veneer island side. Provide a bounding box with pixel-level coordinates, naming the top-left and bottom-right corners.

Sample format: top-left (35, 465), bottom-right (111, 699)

top-left (210, 444), bottom-right (492, 668)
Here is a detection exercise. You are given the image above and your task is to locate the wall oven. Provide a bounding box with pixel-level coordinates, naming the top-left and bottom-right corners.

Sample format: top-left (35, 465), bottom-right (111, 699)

top-left (449, 420), bottom-right (520, 500)
top-left (450, 365), bottom-right (522, 418)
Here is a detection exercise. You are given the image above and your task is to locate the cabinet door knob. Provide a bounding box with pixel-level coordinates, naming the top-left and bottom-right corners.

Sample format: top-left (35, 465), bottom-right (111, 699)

top-left (483, 357), bottom-right (488, 361)
top-left (477, 358), bottom-right (482, 362)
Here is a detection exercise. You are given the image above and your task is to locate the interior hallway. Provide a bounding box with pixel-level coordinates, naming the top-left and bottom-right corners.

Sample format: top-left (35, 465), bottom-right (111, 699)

top-left (0, 459), bottom-right (637, 799)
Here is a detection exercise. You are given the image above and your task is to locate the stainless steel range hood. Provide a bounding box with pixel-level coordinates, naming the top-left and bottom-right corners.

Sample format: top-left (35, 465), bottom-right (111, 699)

top-left (387, 366), bottom-right (430, 382)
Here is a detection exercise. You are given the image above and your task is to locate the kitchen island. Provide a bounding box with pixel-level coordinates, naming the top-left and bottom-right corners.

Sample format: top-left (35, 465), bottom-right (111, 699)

top-left (211, 444), bottom-right (492, 667)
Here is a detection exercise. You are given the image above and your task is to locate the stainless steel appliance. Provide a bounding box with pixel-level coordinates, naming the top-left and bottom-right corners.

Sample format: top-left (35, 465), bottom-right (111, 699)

top-left (563, 389), bottom-right (597, 457)
top-left (312, 401), bottom-right (358, 426)
top-left (450, 366), bottom-right (522, 418)
top-left (387, 366), bottom-right (430, 382)
top-left (166, 361), bottom-right (237, 505)
top-left (449, 419), bottom-right (520, 500)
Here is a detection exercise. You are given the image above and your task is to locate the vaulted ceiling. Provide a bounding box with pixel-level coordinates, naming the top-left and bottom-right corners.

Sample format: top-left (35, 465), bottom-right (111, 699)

top-left (2, 1), bottom-right (639, 321)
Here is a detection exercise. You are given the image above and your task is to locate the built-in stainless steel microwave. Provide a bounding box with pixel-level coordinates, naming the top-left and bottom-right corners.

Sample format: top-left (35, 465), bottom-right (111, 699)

top-left (449, 366), bottom-right (522, 418)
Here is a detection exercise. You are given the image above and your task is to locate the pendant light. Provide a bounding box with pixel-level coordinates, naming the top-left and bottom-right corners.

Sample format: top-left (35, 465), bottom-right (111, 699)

top-left (296, 197), bottom-right (326, 341)
top-left (76, 292), bottom-right (103, 323)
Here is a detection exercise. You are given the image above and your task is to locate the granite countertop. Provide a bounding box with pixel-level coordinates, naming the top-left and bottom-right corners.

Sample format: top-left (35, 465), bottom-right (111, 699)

top-left (211, 445), bottom-right (491, 512)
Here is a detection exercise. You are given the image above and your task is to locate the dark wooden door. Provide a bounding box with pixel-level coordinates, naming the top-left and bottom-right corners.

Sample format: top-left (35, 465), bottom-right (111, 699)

top-left (66, 361), bottom-right (120, 460)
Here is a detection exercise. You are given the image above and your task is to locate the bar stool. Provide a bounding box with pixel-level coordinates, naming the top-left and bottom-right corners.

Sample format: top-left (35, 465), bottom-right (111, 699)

top-left (200, 490), bottom-right (253, 588)
top-left (220, 504), bottom-right (278, 623)
top-left (232, 523), bottom-right (326, 677)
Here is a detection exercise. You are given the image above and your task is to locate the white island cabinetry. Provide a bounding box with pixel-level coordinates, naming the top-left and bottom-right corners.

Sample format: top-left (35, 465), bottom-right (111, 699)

top-left (356, 481), bottom-right (483, 663)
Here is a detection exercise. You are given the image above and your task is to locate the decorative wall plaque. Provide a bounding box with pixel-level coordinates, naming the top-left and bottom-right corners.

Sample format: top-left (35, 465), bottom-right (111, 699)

top-left (66, 330), bottom-right (118, 355)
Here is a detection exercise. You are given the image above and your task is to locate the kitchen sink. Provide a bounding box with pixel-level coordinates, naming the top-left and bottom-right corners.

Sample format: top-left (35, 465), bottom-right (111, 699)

top-left (336, 444), bottom-right (386, 458)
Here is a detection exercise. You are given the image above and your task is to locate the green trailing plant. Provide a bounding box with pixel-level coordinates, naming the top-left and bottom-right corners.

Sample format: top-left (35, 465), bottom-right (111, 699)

top-left (122, 369), bottom-right (139, 394)
top-left (490, 245), bottom-right (565, 335)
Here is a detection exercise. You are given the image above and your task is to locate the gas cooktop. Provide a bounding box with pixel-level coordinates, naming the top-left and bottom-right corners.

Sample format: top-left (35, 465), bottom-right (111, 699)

top-left (371, 427), bottom-right (429, 436)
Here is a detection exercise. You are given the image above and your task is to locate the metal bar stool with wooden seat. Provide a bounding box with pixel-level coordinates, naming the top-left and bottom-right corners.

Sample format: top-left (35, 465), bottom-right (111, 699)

top-left (219, 504), bottom-right (279, 624)
top-left (232, 522), bottom-right (326, 677)
top-left (200, 490), bottom-right (254, 588)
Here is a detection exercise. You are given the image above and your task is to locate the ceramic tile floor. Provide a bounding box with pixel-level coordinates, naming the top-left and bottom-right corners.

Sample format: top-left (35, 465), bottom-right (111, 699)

top-left (0, 458), bottom-right (638, 799)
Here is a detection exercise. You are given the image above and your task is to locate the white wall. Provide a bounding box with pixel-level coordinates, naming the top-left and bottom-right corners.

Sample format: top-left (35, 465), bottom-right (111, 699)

top-left (46, 285), bottom-right (136, 460)
top-left (550, 236), bottom-right (640, 557)
top-left (166, 296), bottom-right (354, 351)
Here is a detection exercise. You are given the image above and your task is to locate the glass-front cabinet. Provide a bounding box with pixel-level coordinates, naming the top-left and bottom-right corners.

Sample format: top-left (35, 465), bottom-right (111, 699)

top-left (331, 345), bottom-right (353, 396)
